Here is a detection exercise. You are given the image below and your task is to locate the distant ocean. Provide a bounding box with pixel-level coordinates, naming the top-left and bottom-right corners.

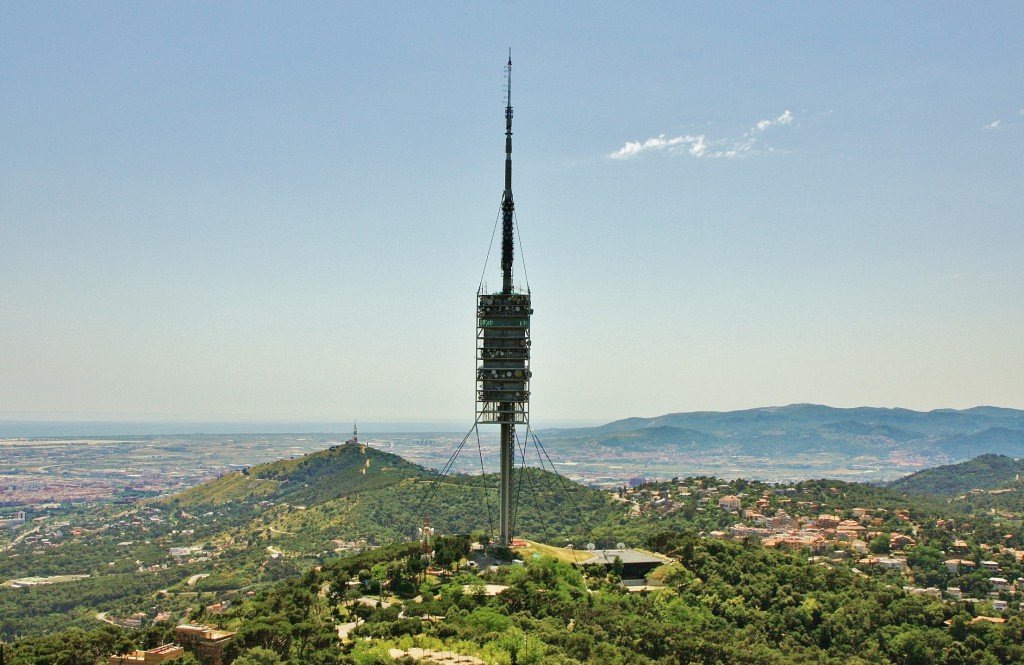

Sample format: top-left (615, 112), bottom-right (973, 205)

top-left (0, 421), bottom-right (468, 437)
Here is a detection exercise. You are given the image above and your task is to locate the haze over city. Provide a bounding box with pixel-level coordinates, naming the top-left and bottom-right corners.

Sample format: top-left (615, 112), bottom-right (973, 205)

top-left (2, 3), bottom-right (1022, 429)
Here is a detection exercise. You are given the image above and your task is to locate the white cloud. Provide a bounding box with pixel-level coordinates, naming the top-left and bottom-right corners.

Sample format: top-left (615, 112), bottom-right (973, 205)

top-left (754, 110), bottom-right (793, 133)
top-left (687, 135), bottom-right (707, 157)
top-left (985, 119), bottom-right (1002, 129)
top-left (609, 134), bottom-right (705, 159)
top-left (610, 110), bottom-right (795, 160)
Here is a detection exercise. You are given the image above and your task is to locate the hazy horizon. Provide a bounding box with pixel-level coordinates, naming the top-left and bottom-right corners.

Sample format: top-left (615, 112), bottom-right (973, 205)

top-left (0, 418), bottom-right (594, 437)
top-left (4, 401), bottom-right (1023, 439)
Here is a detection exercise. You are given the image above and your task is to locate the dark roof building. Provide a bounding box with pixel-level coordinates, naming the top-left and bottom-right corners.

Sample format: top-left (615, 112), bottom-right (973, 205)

top-left (576, 549), bottom-right (670, 579)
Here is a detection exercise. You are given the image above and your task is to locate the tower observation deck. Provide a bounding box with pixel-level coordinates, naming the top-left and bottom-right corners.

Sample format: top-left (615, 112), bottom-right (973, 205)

top-left (477, 53), bottom-right (531, 548)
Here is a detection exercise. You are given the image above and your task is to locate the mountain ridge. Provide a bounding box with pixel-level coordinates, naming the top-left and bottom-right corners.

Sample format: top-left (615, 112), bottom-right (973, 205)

top-left (538, 404), bottom-right (1024, 480)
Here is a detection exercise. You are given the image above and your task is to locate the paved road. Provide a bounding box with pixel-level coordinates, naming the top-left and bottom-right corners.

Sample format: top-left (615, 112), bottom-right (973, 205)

top-left (3, 525), bottom-right (39, 551)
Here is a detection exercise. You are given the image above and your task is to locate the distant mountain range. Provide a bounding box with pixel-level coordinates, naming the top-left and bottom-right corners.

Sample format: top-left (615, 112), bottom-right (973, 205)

top-left (538, 404), bottom-right (1024, 478)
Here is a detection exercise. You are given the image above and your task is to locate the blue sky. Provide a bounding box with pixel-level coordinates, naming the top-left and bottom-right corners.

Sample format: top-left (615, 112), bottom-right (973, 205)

top-left (2, 3), bottom-right (1022, 428)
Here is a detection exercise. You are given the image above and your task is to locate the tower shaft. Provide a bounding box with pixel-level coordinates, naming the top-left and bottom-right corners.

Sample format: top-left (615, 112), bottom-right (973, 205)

top-left (476, 53), bottom-right (530, 549)
top-left (499, 53), bottom-right (515, 548)
top-left (499, 422), bottom-right (514, 546)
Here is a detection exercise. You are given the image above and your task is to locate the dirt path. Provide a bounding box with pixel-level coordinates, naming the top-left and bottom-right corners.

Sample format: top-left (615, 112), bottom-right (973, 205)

top-left (388, 647), bottom-right (485, 664)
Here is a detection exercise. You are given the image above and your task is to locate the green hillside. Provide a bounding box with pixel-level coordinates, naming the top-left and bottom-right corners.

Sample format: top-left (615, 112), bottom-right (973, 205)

top-left (888, 453), bottom-right (1024, 495)
top-left (161, 442), bottom-right (427, 511)
top-left (162, 471), bottom-right (281, 506)
top-left (210, 466), bottom-right (624, 557)
top-left (588, 426), bottom-right (722, 452)
top-left (145, 442), bottom-right (631, 572)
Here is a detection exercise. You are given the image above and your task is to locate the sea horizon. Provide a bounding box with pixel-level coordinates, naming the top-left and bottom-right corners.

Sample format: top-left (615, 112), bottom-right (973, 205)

top-left (0, 418), bottom-right (600, 438)
top-left (0, 420), bottom-right (470, 437)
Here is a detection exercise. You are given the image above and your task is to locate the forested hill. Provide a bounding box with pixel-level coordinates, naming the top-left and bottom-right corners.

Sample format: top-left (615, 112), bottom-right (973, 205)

top-left (539, 404), bottom-right (1024, 466)
top-left (887, 454), bottom-right (1024, 496)
top-left (155, 440), bottom-right (624, 548)
top-left (161, 441), bottom-right (428, 510)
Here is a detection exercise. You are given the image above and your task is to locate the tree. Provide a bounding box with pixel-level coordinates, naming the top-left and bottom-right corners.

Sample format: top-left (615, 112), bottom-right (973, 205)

top-left (869, 535), bottom-right (891, 555)
top-left (611, 555), bottom-right (624, 578)
top-left (432, 535), bottom-right (470, 571)
top-left (882, 626), bottom-right (947, 665)
top-left (905, 544), bottom-right (946, 586)
top-left (940, 641), bottom-right (970, 665)
top-left (87, 625), bottom-right (134, 664)
top-left (233, 646), bottom-right (284, 665)
top-left (234, 617), bottom-right (292, 658)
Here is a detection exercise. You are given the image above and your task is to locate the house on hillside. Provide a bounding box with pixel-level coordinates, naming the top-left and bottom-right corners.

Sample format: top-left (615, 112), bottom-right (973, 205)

top-left (858, 556), bottom-right (907, 572)
top-left (175, 625), bottom-right (234, 665)
top-left (771, 511), bottom-right (797, 530)
top-left (836, 520), bottom-right (866, 539)
top-left (718, 495), bottom-right (741, 512)
top-left (106, 644), bottom-right (183, 664)
top-left (890, 534), bottom-right (916, 550)
top-left (815, 514), bottom-right (840, 529)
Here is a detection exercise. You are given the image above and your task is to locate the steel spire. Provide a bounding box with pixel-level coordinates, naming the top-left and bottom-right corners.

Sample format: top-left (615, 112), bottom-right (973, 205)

top-left (501, 50), bottom-right (515, 294)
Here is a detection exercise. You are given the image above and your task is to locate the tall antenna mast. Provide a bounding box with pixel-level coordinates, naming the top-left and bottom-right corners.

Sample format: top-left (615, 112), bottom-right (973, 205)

top-left (501, 50), bottom-right (515, 294)
top-left (476, 50), bottom-right (531, 549)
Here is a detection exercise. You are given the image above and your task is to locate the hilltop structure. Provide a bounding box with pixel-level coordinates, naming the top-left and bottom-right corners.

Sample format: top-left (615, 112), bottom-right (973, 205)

top-left (174, 624), bottom-right (234, 665)
top-left (476, 53), bottom-right (532, 548)
top-left (106, 644), bottom-right (184, 664)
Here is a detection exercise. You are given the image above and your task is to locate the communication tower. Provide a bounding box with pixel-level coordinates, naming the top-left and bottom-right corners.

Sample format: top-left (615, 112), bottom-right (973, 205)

top-left (477, 53), bottom-right (531, 548)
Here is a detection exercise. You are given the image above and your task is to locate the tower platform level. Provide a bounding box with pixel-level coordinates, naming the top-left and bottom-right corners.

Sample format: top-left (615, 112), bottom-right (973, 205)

top-left (476, 291), bottom-right (531, 424)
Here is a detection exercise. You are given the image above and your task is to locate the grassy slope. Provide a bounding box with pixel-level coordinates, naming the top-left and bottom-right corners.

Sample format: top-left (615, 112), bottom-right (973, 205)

top-left (158, 442), bottom-right (427, 511)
